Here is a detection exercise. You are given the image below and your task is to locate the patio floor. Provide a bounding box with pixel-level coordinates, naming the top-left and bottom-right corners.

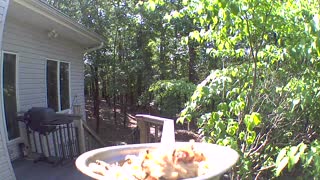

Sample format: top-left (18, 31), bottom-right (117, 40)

top-left (12, 158), bottom-right (91, 180)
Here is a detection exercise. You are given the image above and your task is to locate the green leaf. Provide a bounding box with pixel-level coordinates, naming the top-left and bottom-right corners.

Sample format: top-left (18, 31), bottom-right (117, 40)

top-left (244, 115), bottom-right (253, 131)
top-left (216, 121), bottom-right (225, 132)
top-left (251, 112), bottom-right (261, 126)
top-left (182, 36), bottom-right (189, 45)
top-left (230, 3), bottom-right (239, 15)
top-left (312, 14), bottom-right (319, 31)
top-left (288, 146), bottom-right (299, 158)
top-left (172, 10), bottom-right (180, 18)
top-left (182, 0), bottom-right (188, 6)
top-left (288, 146), bottom-right (299, 171)
top-left (222, 137), bottom-right (231, 145)
top-left (211, 112), bottom-right (219, 121)
top-left (277, 148), bottom-right (288, 165)
top-left (276, 157), bottom-right (289, 176)
top-left (163, 13), bottom-right (172, 22)
top-left (226, 121), bottom-right (238, 136)
top-left (292, 99), bottom-right (300, 111)
top-left (196, 2), bottom-right (204, 15)
top-left (217, 102), bottom-right (228, 114)
top-left (190, 30), bottom-right (201, 42)
top-left (148, 1), bottom-right (156, 11)
top-left (316, 37), bottom-right (320, 56)
top-left (299, 143), bottom-right (307, 154)
top-left (244, 113), bottom-right (262, 131)
top-left (239, 131), bottom-right (245, 140)
top-left (246, 131), bottom-right (256, 145)
top-left (177, 117), bottom-right (185, 124)
top-left (218, 43), bottom-right (224, 50)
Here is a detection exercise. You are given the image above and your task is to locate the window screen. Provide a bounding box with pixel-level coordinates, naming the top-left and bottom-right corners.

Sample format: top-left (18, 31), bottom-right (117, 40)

top-left (46, 60), bottom-right (59, 111)
top-left (3, 53), bottom-right (19, 140)
top-left (60, 62), bottom-right (70, 110)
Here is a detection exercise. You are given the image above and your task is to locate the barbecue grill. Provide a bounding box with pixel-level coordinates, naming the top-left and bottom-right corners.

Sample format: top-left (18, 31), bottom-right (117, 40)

top-left (24, 107), bottom-right (58, 134)
top-left (21, 107), bottom-right (80, 165)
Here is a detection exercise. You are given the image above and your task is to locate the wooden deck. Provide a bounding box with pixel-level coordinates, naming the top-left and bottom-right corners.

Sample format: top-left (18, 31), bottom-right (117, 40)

top-left (12, 114), bottom-right (176, 180)
top-left (12, 159), bottom-right (90, 180)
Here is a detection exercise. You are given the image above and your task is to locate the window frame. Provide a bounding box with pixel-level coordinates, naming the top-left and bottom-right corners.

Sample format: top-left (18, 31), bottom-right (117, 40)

top-left (45, 59), bottom-right (71, 112)
top-left (1, 51), bottom-right (21, 142)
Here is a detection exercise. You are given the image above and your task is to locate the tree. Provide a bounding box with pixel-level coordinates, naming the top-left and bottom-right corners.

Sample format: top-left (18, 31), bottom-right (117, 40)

top-left (45, 1), bottom-right (320, 178)
top-left (175, 0), bottom-right (320, 178)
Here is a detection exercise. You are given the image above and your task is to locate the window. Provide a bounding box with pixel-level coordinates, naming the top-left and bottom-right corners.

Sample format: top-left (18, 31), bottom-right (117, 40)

top-left (46, 60), bottom-right (70, 111)
top-left (47, 60), bottom-right (58, 111)
top-left (3, 52), bottom-right (19, 140)
top-left (60, 62), bottom-right (70, 110)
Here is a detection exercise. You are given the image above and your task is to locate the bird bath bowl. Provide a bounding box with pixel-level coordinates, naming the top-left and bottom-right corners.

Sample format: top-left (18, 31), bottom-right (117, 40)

top-left (76, 142), bottom-right (239, 180)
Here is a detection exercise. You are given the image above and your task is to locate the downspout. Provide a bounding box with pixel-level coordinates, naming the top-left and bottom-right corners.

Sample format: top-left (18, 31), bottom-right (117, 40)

top-left (77, 41), bottom-right (104, 149)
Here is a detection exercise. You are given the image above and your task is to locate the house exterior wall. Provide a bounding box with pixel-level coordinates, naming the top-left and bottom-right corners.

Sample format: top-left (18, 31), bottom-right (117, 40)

top-left (0, 0), bottom-right (17, 179)
top-left (2, 14), bottom-right (86, 161)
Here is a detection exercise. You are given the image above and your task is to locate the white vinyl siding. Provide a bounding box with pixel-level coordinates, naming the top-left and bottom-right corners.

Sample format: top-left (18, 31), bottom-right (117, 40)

top-left (2, 15), bottom-right (86, 161)
top-left (0, 0), bottom-right (17, 179)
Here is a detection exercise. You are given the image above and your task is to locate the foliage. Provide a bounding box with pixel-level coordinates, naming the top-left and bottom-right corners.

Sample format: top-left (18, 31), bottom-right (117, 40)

top-left (48, 0), bottom-right (320, 178)
top-left (275, 140), bottom-right (320, 178)
top-left (173, 0), bottom-right (320, 179)
top-left (275, 142), bottom-right (307, 177)
top-left (147, 79), bottom-right (196, 118)
top-left (178, 58), bottom-right (320, 179)
top-left (301, 140), bottom-right (320, 177)
top-left (178, 66), bottom-right (267, 178)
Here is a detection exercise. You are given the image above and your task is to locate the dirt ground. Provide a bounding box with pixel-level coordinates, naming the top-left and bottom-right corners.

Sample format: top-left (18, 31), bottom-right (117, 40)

top-left (85, 98), bottom-right (200, 146)
top-left (85, 99), bottom-right (137, 145)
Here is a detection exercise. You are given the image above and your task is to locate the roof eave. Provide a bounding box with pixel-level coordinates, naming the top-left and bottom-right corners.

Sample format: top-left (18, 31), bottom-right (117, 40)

top-left (14, 0), bottom-right (104, 47)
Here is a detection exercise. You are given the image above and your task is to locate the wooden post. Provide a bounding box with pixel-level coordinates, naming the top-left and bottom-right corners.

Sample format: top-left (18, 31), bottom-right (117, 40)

top-left (136, 117), bottom-right (149, 143)
top-left (155, 125), bottom-right (159, 142)
top-left (73, 105), bottom-right (86, 153)
top-left (146, 123), bottom-right (150, 142)
top-left (136, 114), bottom-right (175, 144)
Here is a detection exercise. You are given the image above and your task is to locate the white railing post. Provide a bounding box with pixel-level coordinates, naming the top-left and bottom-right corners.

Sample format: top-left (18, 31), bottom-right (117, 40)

top-left (73, 105), bottom-right (86, 153)
top-left (136, 114), bottom-right (175, 144)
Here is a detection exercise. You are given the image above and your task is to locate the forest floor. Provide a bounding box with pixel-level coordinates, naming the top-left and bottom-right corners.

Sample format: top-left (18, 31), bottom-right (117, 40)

top-left (85, 99), bottom-right (137, 145)
top-left (85, 98), bottom-right (200, 146)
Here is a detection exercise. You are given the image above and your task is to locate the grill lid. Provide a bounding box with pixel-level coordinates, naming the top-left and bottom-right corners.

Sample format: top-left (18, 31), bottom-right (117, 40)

top-left (25, 107), bottom-right (58, 134)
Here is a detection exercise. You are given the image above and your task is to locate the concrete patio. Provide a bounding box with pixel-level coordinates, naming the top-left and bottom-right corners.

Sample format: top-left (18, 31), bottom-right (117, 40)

top-left (12, 159), bottom-right (91, 180)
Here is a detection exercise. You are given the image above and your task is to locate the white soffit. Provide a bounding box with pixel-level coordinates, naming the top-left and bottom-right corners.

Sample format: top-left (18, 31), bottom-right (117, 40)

top-left (6, 0), bottom-right (103, 48)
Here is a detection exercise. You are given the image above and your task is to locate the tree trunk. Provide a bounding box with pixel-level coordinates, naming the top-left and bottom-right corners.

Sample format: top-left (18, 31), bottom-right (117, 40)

top-left (113, 93), bottom-right (117, 125)
top-left (120, 93), bottom-right (124, 118)
top-left (113, 29), bottom-right (118, 125)
top-left (159, 27), bottom-right (166, 80)
top-left (123, 94), bottom-right (127, 127)
top-left (91, 65), bottom-right (100, 133)
top-left (173, 25), bottom-right (178, 78)
top-left (130, 87), bottom-right (135, 108)
top-left (101, 79), bottom-right (106, 99)
top-left (136, 72), bottom-right (142, 97)
top-left (188, 41), bottom-right (197, 83)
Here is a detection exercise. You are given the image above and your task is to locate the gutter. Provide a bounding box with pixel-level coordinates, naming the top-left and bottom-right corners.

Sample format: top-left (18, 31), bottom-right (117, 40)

top-left (85, 42), bottom-right (104, 54)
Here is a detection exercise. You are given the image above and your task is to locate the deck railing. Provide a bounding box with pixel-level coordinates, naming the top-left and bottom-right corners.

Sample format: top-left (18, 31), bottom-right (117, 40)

top-left (73, 110), bottom-right (176, 155)
top-left (72, 105), bottom-right (106, 152)
top-left (83, 121), bottom-right (106, 151)
top-left (135, 114), bottom-right (175, 143)
top-left (22, 114), bottom-right (82, 165)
